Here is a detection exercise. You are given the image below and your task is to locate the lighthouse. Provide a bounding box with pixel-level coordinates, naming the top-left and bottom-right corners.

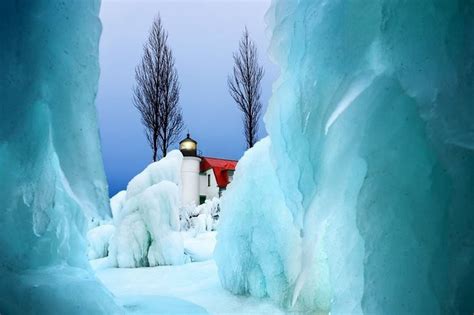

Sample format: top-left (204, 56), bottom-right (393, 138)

top-left (179, 133), bottom-right (201, 206)
top-left (179, 133), bottom-right (238, 206)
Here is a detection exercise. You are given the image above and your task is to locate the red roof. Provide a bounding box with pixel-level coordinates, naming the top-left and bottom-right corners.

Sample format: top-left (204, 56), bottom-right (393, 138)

top-left (200, 157), bottom-right (238, 188)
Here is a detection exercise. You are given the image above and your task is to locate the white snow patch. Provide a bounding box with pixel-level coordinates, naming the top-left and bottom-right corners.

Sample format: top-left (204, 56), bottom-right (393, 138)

top-left (96, 260), bottom-right (284, 315)
top-left (183, 231), bottom-right (217, 262)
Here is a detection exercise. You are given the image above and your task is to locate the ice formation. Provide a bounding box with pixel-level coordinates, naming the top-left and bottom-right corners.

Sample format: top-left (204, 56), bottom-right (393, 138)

top-left (180, 197), bottom-right (220, 233)
top-left (215, 138), bottom-right (330, 311)
top-left (0, 1), bottom-right (121, 313)
top-left (108, 150), bottom-right (187, 267)
top-left (216, 0), bottom-right (474, 314)
top-left (87, 224), bottom-right (116, 260)
top-left (110, 190), bottom-right (127, 222)
top-left (89, 151), bottom-right (221, 268)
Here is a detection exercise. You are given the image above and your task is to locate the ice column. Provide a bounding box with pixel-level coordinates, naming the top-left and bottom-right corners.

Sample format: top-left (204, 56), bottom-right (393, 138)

top-left (0, 1), bottom-right (121, 313)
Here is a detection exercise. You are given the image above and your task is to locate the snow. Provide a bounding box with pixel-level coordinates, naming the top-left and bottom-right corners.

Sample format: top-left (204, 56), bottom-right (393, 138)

top-left (180, 197), bottom-right (220, 233)
top-left (119, 296), bottom-right (207, 315)
top-left (92, 231), bottom-right (283, 314)
top-left (97, 260), bottom-right (284, 315)
top-left (183, 232), bottom-right (217, 262)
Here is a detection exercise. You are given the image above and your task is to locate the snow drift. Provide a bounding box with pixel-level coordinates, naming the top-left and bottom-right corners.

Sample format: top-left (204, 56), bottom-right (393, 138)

top-left (215, 0), bottom-right (474, 314)
top-left (0, 1), bottom-right (121, 313)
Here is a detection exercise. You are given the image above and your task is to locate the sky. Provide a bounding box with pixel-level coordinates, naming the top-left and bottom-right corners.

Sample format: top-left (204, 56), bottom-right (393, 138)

top-left (97, 0), bottom-right (279, 196)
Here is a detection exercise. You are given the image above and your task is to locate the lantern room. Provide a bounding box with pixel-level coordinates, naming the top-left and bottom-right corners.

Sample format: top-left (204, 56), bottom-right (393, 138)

top-left (179, 133), bottom-right (197, 157)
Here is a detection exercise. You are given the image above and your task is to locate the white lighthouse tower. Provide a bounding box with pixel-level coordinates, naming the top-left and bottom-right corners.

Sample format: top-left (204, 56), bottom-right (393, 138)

top-left (179, 133), bottom-right (201, 206)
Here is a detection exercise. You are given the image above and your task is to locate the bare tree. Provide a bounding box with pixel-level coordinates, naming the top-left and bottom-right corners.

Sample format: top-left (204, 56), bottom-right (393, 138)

top-left (133, 15), bottom-right (184, 161)
top-left (228, 27), bottom-right (264, 149)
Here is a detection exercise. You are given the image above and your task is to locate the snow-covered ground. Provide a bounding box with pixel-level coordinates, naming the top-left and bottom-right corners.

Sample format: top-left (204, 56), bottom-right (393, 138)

top-left (94, 232), bottom-right (284, 314)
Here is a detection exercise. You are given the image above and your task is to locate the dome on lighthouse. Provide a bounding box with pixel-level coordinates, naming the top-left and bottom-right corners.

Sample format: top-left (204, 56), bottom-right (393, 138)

top-left (179, 133), bottom-right (197, 157)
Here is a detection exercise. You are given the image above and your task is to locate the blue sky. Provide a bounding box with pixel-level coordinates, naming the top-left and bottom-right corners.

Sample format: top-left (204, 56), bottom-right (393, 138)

top-left (97, 0), bottom-right (278, 195)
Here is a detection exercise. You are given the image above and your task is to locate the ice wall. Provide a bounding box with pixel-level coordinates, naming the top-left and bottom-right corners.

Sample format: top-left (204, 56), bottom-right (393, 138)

top-left (0, 1), bottom-right (121, 313)
top-left (215, 138), bottom-right (331, 312)
top-left (216, 0), bottom-right (474, 314)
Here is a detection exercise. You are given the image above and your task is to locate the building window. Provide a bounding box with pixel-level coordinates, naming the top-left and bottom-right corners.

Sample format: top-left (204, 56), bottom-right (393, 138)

top-left (199, 195), bottom-right (206, 205)
top-left (207, 174), bottom-right (211, 187)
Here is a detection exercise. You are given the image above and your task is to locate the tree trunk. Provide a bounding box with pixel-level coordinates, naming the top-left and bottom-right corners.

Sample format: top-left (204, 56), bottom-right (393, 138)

top-left (152, 133), bottom-right (158, 161)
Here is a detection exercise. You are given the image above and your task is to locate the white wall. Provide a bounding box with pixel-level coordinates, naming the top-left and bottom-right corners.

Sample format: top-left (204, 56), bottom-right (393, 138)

top-left (199, 169), bottom-right (219, 201)
top-left (181, 156), bottom-right (201, 206)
